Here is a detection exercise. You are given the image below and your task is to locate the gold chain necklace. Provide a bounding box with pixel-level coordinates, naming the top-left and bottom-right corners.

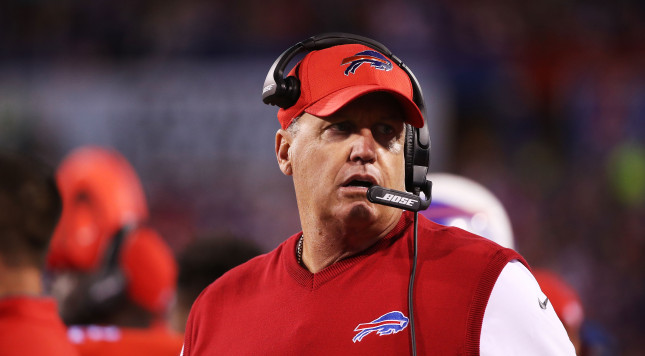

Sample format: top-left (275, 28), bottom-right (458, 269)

top-left (296, 234), bottom-right (304, 265)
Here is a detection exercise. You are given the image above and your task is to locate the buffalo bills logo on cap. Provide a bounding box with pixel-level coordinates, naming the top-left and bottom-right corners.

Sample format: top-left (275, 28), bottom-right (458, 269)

top-left (341, 50), bottom-right (393, 76)
top-left (352, 311), bottom-right (409, 343)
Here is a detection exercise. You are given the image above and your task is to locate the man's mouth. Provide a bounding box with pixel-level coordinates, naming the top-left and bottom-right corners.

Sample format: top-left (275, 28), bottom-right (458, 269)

top-left (343, 179), bottom-right (375, 188)
top-left (341, 173), bottom-right (378, 191)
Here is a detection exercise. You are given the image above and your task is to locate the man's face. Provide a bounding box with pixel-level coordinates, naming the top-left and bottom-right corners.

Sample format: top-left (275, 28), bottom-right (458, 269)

top-left (276, 92), bottom-right (407, 230)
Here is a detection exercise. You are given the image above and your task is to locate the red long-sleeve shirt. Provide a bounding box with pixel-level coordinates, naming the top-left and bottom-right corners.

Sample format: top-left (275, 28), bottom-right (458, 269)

top-left (0, 296), bottom-right (80, 356)
top-left (67, 324), bottom-right (183, 356)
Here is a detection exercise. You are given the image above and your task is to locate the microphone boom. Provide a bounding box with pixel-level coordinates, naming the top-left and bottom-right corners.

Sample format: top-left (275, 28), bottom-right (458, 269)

top-left (367, 186), bottom-right (430, 212)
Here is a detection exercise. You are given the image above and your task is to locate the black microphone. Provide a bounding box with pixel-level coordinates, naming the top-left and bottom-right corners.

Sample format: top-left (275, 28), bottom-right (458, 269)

top-left (366, 185), bottom-right (431, 212)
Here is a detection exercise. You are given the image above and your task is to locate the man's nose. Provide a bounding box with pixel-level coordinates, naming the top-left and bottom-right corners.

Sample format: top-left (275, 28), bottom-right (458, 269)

top-left (349, 129), bottom-right (377, 164)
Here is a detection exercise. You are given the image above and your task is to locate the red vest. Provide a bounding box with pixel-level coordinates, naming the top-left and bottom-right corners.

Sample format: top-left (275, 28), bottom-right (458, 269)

top-left (184, 212), bottom-right (526, 355)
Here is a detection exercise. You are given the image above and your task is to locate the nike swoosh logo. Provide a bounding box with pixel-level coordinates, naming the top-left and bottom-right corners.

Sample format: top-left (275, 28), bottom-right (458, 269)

top-left (539, 296), bottom-right (549, 309)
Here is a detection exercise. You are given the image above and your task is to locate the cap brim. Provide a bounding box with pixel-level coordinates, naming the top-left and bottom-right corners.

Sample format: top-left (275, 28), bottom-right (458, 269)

top-left (304, 85), bottom-right (425, 128)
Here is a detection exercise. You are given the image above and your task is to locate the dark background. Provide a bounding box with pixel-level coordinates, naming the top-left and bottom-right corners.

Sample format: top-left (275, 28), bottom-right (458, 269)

top-left (1, 0), bottom-right (643, 353)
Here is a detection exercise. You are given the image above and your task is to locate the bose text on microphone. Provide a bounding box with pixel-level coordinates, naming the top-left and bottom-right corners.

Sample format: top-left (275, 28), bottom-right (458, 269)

top-left (367, 186), bottom-right (430, 212)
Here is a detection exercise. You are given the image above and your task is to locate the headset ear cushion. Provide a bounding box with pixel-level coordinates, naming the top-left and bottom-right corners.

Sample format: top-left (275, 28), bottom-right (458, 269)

top-left (283, 76), bottom-right (301, 108)
top-left (120, 227), bottom-right (177, 313)
top-left (404, 124), bottom-right (415, 192)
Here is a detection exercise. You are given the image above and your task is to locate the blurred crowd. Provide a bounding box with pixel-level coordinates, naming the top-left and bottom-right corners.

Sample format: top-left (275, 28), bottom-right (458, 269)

top-left (1, 0), bottom-right (643, 354)
top-left (1, 0), bottom-right (642, 58)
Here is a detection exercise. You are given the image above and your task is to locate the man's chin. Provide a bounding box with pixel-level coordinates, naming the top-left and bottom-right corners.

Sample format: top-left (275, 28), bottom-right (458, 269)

top-left (342, 201), bottom-right (378, 223)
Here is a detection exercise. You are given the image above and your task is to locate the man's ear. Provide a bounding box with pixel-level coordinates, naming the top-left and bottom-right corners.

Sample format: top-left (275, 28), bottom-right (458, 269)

top-left (275, 129), bottom-right (293, 176)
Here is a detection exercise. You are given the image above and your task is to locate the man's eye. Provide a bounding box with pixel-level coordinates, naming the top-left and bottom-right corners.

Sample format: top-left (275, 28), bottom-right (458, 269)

top-left (375, 124), bottom-right (395, 136)
top-left (330, 122), bottom-right (352, 132)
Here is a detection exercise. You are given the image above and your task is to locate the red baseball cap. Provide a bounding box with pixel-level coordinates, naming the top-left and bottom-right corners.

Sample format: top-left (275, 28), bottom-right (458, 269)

top-left (277, 44), bottom-right (425, 130)
top-left (48, 146), bottom-right (148, 272)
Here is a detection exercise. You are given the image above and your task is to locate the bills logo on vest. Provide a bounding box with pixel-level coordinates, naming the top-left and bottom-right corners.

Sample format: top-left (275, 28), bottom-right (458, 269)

top-left (352, 311), bottom-right (410, 343)
top-left (341, 50), bottom-right (393, 76)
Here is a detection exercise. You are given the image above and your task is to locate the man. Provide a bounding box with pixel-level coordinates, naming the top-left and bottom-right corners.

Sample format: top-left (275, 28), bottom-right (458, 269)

top-left (183, 34), bottom-right (575, 355)
top-left (534, 269), bottom-right (617, 356)
top-left (0, 152), bottom-right (79, 356)
top-left (46, 146), bottom-right (182, 356)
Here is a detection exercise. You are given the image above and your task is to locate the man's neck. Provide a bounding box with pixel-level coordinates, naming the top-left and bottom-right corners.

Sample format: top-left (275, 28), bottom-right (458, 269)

top-left (300, 211), bottom-right (402, 273)
top-left (0, 265), bottom-right (43, 298)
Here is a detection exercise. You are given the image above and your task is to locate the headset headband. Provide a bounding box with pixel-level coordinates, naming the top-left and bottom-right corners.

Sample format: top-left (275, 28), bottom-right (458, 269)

top-left (262, 32), bottom-right (426, 117)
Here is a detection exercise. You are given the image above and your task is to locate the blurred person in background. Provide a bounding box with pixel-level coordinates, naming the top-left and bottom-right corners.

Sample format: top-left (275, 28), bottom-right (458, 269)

top-left (170, 233), bottom-right (262, 333)
top-left (534, 270), bottom-right (617, 356)
top-left (46, 146), bottom-right (182, 356)
top-left (420, 172), bottom-right (515, 250)
top-left (0, 151), bottom-right (79, 356)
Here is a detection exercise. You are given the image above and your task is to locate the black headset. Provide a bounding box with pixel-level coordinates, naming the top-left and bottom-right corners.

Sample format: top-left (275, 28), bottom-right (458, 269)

top-left (262, 32), bottom-right (432, 198)
top-left (61, 190), bottom-right (130, 325)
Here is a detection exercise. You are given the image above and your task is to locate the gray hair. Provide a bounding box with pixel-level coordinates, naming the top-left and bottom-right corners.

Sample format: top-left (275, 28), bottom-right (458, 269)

top-left (286, 116), bottom-right (301, 136)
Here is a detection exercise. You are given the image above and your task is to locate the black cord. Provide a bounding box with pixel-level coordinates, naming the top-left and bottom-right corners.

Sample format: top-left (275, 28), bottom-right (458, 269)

top-left (408, 212), bottom-right (419, 356)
